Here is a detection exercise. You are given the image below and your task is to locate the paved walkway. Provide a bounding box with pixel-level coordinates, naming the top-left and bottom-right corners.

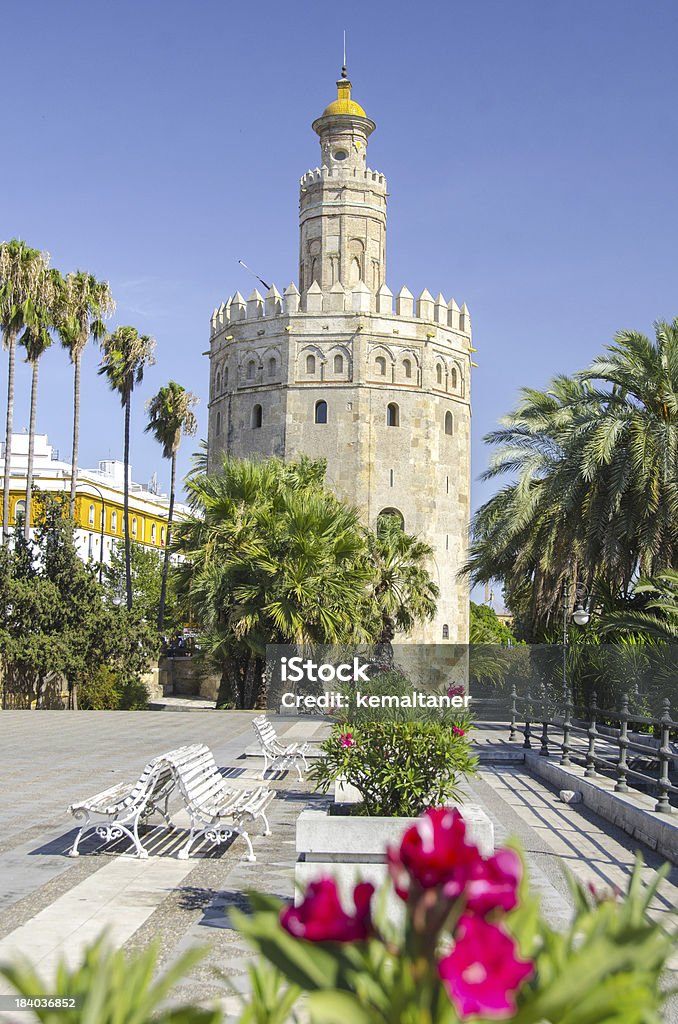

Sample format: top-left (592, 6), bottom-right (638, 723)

top-left (0, 712), bottom-right (676, 1022)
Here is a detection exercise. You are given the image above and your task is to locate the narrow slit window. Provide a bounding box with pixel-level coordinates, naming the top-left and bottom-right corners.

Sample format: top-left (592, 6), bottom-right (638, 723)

top-left (386, 403), bottom-right (399, 427)
top-left (252, 404), bottom-right (263, 428)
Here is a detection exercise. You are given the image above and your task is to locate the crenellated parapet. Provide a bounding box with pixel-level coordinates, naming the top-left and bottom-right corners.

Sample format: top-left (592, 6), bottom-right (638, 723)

top-left (300, 166), bottom-right (387, 187)
top-left (209, 283), bottom-right (471, 339)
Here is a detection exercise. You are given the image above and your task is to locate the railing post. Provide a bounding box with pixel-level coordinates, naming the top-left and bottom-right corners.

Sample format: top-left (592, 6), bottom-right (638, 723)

top-left (523, 684), bottom-right (532, 750)
top-left (584, 690), bottom-right (598, 777)
top-left (655, 698), bottom-right (672, 814)
top-left (539, 682), bottom-right (549, 756)
top-left (615, 693), bottom-right (629, 794)
top-left (561, 683), bottom-right (572, 767)
top-left (508, 683), bottom-right (518, 742)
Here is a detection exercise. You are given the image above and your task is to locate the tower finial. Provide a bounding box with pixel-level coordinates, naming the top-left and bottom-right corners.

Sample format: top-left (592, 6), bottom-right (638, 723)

top-left (341, 30), bottom-right (347, 78)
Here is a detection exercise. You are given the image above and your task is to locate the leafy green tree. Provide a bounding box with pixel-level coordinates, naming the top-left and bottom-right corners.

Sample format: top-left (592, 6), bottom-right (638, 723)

top-left (0, 240), bottom-right (52, 542)
top-left (0, 493), bottom-right (157, 710)
top-left (145, 382), bottom-right (198, 630)
top-left (98, 326), bottom-right (156, 610)
top-left (469, 601), bottom-right (517, 644)
top-left (597, 570), bottom-right (678, 643)
top-left (103, 539), bottom-right (179, 632)
top-left (55, 271), bottom-right (115, 514)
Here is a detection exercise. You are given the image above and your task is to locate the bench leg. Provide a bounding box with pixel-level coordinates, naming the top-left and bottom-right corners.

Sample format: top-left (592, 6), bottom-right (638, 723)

top-left (69, 811), bottom-right (91, 857)
top-left (178, 828), bottom-right (199, 860)
top-left (259, 809), bottom-right (272, 837)
top-left (239, 829), bottom-right (255, 862)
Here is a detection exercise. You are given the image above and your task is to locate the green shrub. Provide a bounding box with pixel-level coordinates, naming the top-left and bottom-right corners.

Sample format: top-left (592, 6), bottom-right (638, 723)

top-left (310, 721), bottom-right (477, 816)
top-left (78, 666), bottom-right (149, 711)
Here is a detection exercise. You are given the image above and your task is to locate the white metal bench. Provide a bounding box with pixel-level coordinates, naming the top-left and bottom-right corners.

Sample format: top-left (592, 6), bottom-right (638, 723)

top-left (66, 745), bottom-right (196, 859)
top-left (161, 744), bottom-right (276, 861)
top-left (252, 715), bottom-right (310, 780)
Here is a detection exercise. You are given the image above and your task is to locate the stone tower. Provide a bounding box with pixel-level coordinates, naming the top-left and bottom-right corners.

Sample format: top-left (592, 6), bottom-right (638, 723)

top-left (207, 70), bottom-right (472, 643)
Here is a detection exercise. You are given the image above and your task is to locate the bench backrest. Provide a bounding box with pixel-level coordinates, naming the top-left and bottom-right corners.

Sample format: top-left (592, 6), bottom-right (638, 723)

top-left (157, 744), bottom-right (229, 815)
top-left (252, 715), bottom-right (279, 752)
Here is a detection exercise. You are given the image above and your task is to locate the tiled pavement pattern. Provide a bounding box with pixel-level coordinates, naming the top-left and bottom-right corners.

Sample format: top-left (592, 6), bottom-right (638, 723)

top-left (0, 712), bottom-right (677, 1022)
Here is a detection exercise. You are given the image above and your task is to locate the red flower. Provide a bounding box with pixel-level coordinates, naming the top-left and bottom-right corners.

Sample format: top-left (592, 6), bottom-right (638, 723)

top-left (461, 848), bottom-right (522, 916)
top-left (280, 878), bottom-right (374, 943)
top-left (340, 732), bottom-right (356, 748)
top-left (438, 915), bottom-right (533, 1019)
top-left (387, 808), bottom-right (481, 900)
top-left (448, 685), bottom-right (465, 698)
top-left (452, 726), bottom-right (466, 737)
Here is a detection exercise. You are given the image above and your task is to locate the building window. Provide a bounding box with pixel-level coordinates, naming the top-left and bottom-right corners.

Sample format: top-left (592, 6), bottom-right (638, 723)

top-left (111, 510), bottom-right (117, 532)
top-left (268, 356), bottom-right (276, 377)
top-left (252, 404), bottom-right (263, 428)
top-left (315, 400), bottom-right (328, 424)
top-left (247, 359), bottom-right (256, 380)
top-left (436, 363), bottom-right (443, 386)
top-left (88, 503), bottom-right (95, 526)
top-left (450, 367), bottom-right (458, 389)
top-left (14, 499), bottom-right (26, 522)
top-left (386, 403), bottom-right (399, 427)
top-left (132, 517), bottom-right (137, 538)
top-left (215, 370), bottom-right (221, 393)
top-left (216, 411), bottom-right (222, 435)
top-left (442, 624), bottom-right (449, 640)
top-left (334, 354), bottom-right (343, 374)
top-left (151, 523), bottom-right (157, 544)
top-left (445, 411), bottom-right (454, 435)
top-left (390, 469), bottom-right (394, 487)
top-left (376, 356), bottom-right (386, 376)
top-left (161, 526), bottom-right (166, 546)
top-left (403, 358), bottom-right (412, 379)
top-left (377, 507), bottom-right (405, 533)
top-left (306, 353), bottom-right (316, 374)
top-left (224, 366), bottom-right (229, 386)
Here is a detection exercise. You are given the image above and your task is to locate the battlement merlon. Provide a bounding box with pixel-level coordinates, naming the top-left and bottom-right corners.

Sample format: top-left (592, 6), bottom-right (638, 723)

top-left (300, 166), bottom-right (387, 188)
top-left (209, 283), bottom-right (471, 342)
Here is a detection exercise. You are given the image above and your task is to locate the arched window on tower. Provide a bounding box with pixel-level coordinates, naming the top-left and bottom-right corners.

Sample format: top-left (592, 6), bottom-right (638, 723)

top-left (268, 356), bottom-right (276, 377)
top-left (306, 354), bottom-right (316, 375)
top-left (403, 358), bottom-right (412, 379)
top-left (450, 367), bottom-right (458, 389)
top-left (387, 403), bottom-right (400, 427)
top-left (315, 400), bottom-right (328, 424)
top-left (224, 366), bottom-right (229, 387)
top-left (215, 370), bottom-right (221, 394)
top-left (442, 624), bottom-right (450, 640)
top-left (351, 257), bottom-right (362, 283)
top-left (247, 359), bottom-right (256, 380)
top-left (436, 363), bottom-right (443, 386)
top-left (377, 507), bottom-right (405, 534)
top-left (216, 411), bottom-right (222, 435)
top-left (444, 411), bottom-right (454, 435)
top-left (252, 404), bottom-right (263, 429)
top-left (376, 356), bottom-right (386, 376)
top-left (334, 354), bottom-right (344, 374)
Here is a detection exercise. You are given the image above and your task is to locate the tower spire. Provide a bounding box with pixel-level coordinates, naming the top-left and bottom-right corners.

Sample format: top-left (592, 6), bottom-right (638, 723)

top-left (342, 30), bottom-right (347, 79)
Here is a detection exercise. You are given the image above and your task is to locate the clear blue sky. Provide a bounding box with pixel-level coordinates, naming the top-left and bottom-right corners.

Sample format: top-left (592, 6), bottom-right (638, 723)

top-left (2, 0), bottom-right (677, 514)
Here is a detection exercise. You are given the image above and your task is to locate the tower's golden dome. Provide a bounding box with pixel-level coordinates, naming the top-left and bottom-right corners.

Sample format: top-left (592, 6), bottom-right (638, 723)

top-left (322, 75), bottom-right (367, 118)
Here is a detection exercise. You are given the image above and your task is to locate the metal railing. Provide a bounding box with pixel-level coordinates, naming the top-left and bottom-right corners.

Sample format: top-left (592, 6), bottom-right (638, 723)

top-left (474, 685), bottom-right (678, 813)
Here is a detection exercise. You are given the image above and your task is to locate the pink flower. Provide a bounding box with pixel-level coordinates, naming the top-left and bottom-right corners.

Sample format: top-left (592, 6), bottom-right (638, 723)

top-left (280, 878), bottom-right (374, 943)
top-left (462, 848), bottom-right (522, 916)
top-left (452, 726), bottom-right (466, 737)
top-left (340, 732), bottom-right (356, 748)
top-left (387, 808), bottom-right (481, 900)
top-left (448, 685), bottom-right (465, 698)
top-left (438, 915), bottom-right (533, 1019)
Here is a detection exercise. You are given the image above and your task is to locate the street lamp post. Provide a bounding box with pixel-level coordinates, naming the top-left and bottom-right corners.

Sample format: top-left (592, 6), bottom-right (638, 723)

top-left (79, 482), bottom-right (106, 585)
top-left (562, 578), bottom-right (591, 691)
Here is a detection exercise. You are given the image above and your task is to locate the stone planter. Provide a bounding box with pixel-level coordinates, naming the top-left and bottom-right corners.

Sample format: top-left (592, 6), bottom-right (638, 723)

top-left (295, 803), bottom-right (494, 907)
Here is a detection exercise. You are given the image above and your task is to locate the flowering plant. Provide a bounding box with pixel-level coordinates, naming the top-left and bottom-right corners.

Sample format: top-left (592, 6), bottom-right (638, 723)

top-left (310, 722), bottom-right (477, 816)
top-left (233, 807), bottom-right (676, 1023)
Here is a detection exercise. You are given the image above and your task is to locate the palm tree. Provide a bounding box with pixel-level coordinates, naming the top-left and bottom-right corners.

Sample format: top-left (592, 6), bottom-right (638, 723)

top-left (0, 241), bottom-right (51, 542)
top-left (597, 570), bottom-right (678, 643)
top-left (174, 456), bottom-right (372, 707)
top-left (144, 382), bottom-right (198, 630)
top-left (56, 272), bottom-right (115, 515)
top-left (367, 515), bottom-right (439, 646)
top-left (467, 321), bottom-right (678, 636)
top-left (19, 269), bottom-right (63, 540)
top-left (98, 327), bottom-right (156, 609)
